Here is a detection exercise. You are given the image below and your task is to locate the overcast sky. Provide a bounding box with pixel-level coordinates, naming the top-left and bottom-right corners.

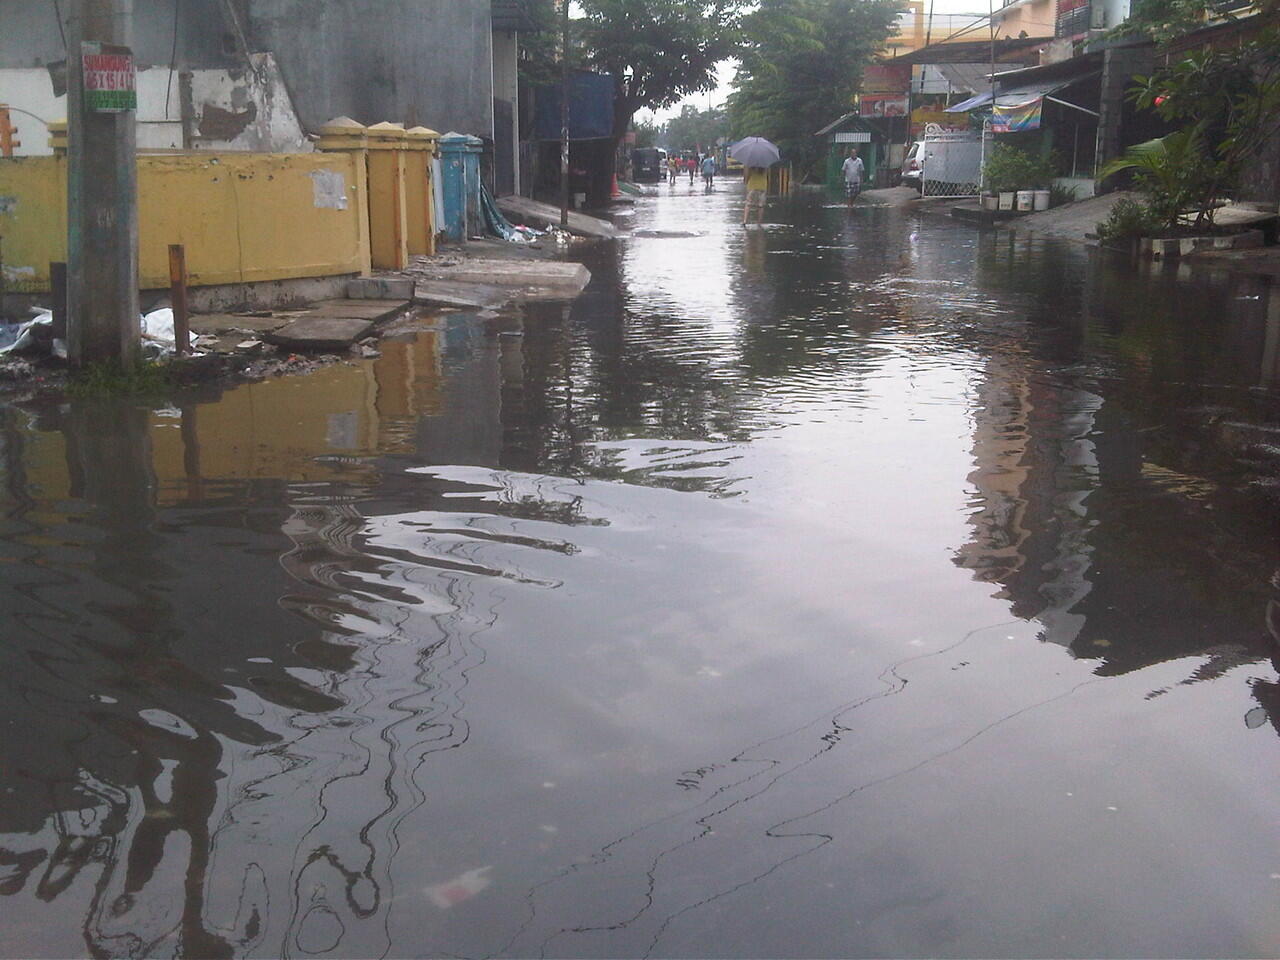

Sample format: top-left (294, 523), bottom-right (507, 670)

top-left (639, 0), bottom-right (999, 125)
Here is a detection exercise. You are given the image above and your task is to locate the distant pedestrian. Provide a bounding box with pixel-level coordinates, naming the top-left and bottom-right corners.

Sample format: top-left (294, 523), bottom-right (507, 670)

top-left (687, 156), bottom-right (696, 185)
top-left (842, 148), bottom-right (865, 209)
top-left (743, 165), bottom-right (768, 224)
top-left (701, 154), bottom-right (716, 188)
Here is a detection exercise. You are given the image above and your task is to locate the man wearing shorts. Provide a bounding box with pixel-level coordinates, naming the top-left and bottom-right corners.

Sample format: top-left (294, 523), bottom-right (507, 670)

top-left (842, 148), bottom-right (865, 208)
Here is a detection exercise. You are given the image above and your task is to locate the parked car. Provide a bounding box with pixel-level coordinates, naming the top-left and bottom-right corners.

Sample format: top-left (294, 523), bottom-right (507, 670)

top-left (901, 140), bottom-right (926, 192)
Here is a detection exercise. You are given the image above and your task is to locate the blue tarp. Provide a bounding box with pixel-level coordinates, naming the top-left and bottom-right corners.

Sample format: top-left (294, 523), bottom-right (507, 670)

top-left (534, 71), bottom-right (615, 141)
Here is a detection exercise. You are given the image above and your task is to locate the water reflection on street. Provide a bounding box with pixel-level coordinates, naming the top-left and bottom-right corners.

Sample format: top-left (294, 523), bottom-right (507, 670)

top-left (2, 186), bottom-right (1279, 959)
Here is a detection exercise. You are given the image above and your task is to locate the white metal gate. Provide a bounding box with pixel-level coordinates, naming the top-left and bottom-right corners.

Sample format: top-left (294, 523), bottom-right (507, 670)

top-left (921, 125), bottom-right (986, 198)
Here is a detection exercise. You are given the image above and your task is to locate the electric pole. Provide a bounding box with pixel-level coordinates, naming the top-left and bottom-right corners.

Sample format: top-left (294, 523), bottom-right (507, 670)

top-left (560, 0), bottom-right (570, 228)
top-left (67, 0), bottom-right (140, 368)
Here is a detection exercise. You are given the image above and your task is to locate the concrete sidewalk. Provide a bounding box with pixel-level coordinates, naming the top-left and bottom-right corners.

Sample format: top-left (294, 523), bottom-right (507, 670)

top-left (998, 192), bottom-right (1137, 242)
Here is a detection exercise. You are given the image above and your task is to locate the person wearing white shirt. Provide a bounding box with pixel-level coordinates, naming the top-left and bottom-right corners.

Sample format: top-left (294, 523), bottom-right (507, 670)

top-left (841, 148), bottom-right (865, 209)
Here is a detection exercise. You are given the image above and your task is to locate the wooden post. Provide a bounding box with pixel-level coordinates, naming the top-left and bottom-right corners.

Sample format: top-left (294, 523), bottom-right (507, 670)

top-left (168, 244), bottom-right (189, 356)
top-left (50, 262), bottom-right (68, 340)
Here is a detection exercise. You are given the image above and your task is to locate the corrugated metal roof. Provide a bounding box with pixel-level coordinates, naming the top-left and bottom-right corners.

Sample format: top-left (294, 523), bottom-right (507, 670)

top-left (887, 36), bottom-right (1048, 66)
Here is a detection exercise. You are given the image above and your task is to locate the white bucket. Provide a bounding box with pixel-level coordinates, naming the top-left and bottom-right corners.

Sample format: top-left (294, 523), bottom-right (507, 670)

top-left (981, 194), bottom-right (999, 211)
top-left (998, 192), bottom-right (1015, 211)
top-left (1033, 189), bottom-right (1051, 211)
top-left (1016, 190), bottom-right (1034, 212)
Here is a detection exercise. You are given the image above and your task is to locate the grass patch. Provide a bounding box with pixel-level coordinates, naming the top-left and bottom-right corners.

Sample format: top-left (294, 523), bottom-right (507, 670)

top-left (67, 359), bottom-right (176, 398)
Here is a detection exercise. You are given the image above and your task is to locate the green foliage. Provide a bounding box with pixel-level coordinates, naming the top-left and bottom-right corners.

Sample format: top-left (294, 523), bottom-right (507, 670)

top-left (1049, 183), bottom-right (1079, 207)
top-left (518, 0), bottom-right (743, 139)
top-left (1097, 131), bottom-right (1216, 229)
top-left (1110, 0), bottom-right (1219, 43)
top-left (1111, 0), bottom-right (1279, 44)
top-left (1095, 197), bottom-right (1159, 244)
top-left (1103, 33), bottom-right (1280, 228)
top-left (68, 360), bottom-right (174, 399)
top-left (982, 144), bottom-right (1057, 192)
top-left (727, 0), bottom-right (902, 179)
top-left (661, 104), bottom-right (731, 151)
top-left (517, 0), bottom-right (563, 85)
top-left (579, 0), bottom-right (746, 138)
top-left (631, 116), bottom-right (660, 148)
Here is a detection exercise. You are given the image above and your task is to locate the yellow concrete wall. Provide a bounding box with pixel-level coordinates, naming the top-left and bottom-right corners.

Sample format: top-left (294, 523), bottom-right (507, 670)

top-left (0, 157), bottom-right (67, 294)
top-left (0, 152), bottom-right (372, 294)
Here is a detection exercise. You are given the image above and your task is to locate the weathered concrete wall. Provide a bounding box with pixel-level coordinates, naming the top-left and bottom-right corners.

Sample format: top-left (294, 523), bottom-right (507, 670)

top-left (1095, 41), bottom-right (1156, 172)
top-left (0, 54), bottom-right (308, 156)
top-left (1, 1), bottom-right (496, 138)
top-left (0, 152), bottom-right (370, 292)
top-left (0, 0), bottom-right (235, 69)
top-left (248, 0), bottom-right (494, 136)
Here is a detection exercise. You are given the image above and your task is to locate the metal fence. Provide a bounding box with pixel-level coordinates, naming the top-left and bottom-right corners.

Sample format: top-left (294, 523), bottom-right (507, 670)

top-left (921, 124), bottom-right (990, 199)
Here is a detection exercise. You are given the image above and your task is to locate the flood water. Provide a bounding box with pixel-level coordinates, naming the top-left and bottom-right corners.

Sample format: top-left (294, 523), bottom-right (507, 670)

top-left (3, 185), bottom-right (1280, 959)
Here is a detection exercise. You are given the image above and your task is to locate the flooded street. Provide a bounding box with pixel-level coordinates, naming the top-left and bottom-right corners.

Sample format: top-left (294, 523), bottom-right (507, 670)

top-left (3, 184), bottom-right (1280, 958)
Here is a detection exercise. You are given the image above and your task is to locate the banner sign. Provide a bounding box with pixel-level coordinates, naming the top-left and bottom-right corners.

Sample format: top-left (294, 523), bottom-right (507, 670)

top-left (861, 63), bottom-right (912, 95)
top-left (991, 99), bottom-right (1043, 132)
top-left (910, 107), bottom-right (968, 134)
top-left (859, 95), bottom-right (908, 118)
top-left (82, 42), bottom-right (136, 113)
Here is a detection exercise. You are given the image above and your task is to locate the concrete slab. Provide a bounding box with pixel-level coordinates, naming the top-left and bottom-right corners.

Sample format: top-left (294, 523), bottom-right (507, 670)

top-left (189, 313), bottom-right (289, 335)
top-left (265, 317), bottom-right (375, 351)
top-left (1000, 191), bottom-right (1139, 242)
top-left (497, 196), bottom-right (618, 239)
top-left (413, 281), bottom-right (513, 309)
top-left (305, 299), bottom-right (409, 322)
top-left (348, 277), bottom-right (416, 300)
top-left (951, 201), bottom-right (1017, 225)
top-left (415, 259), bottom-right (590, 298)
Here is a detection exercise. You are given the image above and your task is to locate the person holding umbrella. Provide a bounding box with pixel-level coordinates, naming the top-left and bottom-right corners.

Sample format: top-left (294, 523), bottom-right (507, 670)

top-left (730, 137), bottom-right (781, 225)
top-left (743, 166), bottom-right (768, 224)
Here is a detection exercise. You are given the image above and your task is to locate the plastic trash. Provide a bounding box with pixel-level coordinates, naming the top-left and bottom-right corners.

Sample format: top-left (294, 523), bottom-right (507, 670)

top-left (0, 308), bottom-right (54, 357)
top-left (425, 866), bottom-right (492, 909)
top-left (141, 307), bottom-right (175, 347)
top-left (480, 184), bottom-right (543, 244)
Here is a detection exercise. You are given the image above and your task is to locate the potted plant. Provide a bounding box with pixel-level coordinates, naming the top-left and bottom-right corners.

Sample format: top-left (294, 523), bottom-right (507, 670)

top-left (983, 143), bottom-right (1028, 211)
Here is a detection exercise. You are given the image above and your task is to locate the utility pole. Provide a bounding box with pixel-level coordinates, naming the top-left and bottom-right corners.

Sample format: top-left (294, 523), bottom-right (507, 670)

top-left (67, 0), bottom-right (140, 369)
top-left (559, 0), bottom-right (570, 228)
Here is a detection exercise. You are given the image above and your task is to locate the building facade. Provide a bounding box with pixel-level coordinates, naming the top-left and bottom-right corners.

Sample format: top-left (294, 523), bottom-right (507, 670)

top-left (0, 0), bottom-right (528, 191)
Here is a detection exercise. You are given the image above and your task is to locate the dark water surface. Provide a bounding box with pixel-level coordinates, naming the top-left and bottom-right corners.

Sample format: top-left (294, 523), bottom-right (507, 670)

top-left (3, 187), bottom-right (1280, 959)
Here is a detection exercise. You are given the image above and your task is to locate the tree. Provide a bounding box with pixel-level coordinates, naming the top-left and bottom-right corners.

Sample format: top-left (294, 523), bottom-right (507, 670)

top-left (661, 104), bottom-right (731, 152)
top-left (1101, 31), bottom-right (1280, 228)
top-left (728, 0), bottom-right (901, 179)
top-left (576, 0), bottom-right (746, 142)
top-left (632, 116), bottom-right (660, 148)
top-left (1112, 0), bottom-right (1279, 43)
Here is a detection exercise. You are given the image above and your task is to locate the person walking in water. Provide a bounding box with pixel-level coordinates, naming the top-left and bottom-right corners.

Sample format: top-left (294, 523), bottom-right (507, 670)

top-left (743, 165), bottom-right (768, 225)
top-left (842, 147), bottom-right (865, 209)
top-left (687, 155), bottom-right (696, 185)
top-left (701, 154), bottom-right (716, 189)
